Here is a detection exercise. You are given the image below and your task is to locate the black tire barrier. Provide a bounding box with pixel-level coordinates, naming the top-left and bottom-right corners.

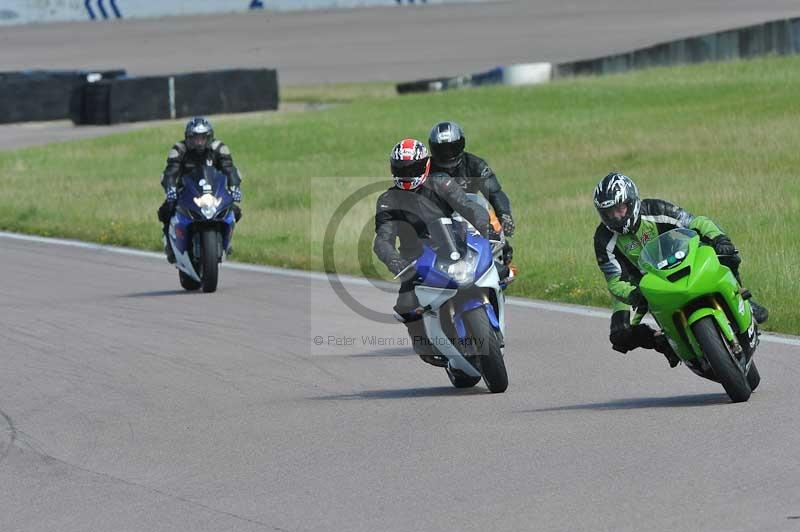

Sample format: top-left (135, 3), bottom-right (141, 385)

top-left (74, 68), bottom-right (279, 125)
top-left (0, 70), bottom-right (125, 124)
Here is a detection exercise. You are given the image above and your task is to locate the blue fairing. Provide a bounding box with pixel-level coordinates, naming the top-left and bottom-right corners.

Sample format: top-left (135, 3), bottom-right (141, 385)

top-left (172, 167), bottom-right (236, 254)
top-left (467, 232), bottom-right (493, 281)
top-left (415, 246), bottom-right (458, 289)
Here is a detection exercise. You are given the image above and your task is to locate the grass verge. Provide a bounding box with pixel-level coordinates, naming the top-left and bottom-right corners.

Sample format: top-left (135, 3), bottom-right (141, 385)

top-left (1, 56), bottom-right (799, 333)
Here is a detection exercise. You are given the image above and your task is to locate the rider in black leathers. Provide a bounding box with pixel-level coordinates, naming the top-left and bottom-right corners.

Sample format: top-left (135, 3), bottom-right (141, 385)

top-left (428, 121), bottom-right (516, 281)
top-left (374, 138), bottom-right (491, 366)
top-left (157, 117), bottom-right (242, 262)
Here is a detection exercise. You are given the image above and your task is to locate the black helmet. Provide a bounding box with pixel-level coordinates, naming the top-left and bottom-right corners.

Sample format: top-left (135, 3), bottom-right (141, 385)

top-left (593, 172), bottom-right (641, 234)
top-left (428, 121), bottom-right (465, 169)
top-left (184, 117), bottom-right (214, 154)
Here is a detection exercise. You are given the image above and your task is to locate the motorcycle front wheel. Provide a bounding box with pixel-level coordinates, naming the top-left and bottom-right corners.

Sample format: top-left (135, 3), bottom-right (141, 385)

top-left (692, 316), bottom-right (751, 403)
top-left (463, 307), bottom-right (508, 393)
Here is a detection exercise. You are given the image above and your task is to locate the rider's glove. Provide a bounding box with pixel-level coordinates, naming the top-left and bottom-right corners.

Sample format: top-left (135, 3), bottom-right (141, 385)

top-left (712, 234), bottom-right (741, 269)
top-left (388, 258), bottom-right (411, 276)
top-left (487, 226), bottom-right (502, 241)
top-left (500, 213), bottom-right (515, 237)
top-left (627, 287), bottom-right (647, 309)
top-left (712, 235), bottom-right (736, 256)
top-left (165, 186), bottom-right (177, 202)
top-left (229, 186), bottom-right (242, 203)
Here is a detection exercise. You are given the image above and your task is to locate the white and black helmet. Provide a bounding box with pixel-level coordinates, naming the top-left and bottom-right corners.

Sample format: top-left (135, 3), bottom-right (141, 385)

top-left (593, 172), bottom-right (641, 234)
top-left (428, 121), bottom-right (465, 169)
top-left (184, 116), bottom-right (214, 153)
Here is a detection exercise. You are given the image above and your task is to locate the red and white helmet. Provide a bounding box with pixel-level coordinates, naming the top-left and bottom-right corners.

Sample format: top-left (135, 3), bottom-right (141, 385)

top-left (390, 138), bottom-right (431, 190)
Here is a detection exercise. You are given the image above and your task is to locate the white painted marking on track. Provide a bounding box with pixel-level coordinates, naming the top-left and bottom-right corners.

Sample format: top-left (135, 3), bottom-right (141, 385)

top-left (2, 230), bottom-right (798, 347)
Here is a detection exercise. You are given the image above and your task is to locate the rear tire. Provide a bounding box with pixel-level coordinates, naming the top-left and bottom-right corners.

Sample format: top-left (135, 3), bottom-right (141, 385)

top-left (747, 361), bottom-right (761, 392)
top-left (463, 307), bottom-right (508, 393)
top-left (179, 271), bottom-right (201, 291)
top-left (445, 368), bottom-right (481, 388)
top-left (692, 317), bottom-right (751, 403)
top-left (200, 229), bottom-right (220, 293)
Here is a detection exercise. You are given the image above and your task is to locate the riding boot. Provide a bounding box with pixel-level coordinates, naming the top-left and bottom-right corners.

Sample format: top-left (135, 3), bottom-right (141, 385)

top-left (750, 300), bottom-right (769, 324)
top-left (405, 319), bottom-right (447, 367)
top-left (654, 333), bottom-right (681, 368)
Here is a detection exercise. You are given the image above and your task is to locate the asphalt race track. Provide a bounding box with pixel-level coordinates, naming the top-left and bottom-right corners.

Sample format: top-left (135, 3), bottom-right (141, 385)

top-left (2, 0), bottom-right (800, 84)
top-left (1, 234), bottom-right (799, 532)
top-left (4, 2), bottom-right (800, 530)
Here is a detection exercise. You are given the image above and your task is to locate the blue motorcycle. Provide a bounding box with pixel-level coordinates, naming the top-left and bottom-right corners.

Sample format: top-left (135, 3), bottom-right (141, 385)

top-left (395, 194), bottom-right (508, 393)
top-left (167, 166), bottom-right (236, 293)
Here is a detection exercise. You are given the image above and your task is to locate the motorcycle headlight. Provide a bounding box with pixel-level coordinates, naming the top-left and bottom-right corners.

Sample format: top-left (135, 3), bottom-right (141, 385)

top-left (194, 194), bottom-right (221, 220)
top-left (437, 248), bottom-right (479, 285)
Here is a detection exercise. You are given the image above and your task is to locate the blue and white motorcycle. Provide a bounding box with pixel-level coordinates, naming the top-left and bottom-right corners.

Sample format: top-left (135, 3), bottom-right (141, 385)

top-left (168, 166), bottom-right (236, 293)
top-left (395, 194), bottom-right (508, 393)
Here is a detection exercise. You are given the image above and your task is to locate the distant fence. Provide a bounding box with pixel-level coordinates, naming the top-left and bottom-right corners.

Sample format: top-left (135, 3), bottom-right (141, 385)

top-left (0, 0), bottom-right (480, 25)
top-left (398, 16), bottom-right (800, 94)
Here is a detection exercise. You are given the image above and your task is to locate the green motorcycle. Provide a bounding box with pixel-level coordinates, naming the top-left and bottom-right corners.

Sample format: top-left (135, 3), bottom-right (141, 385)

top-left (636, 228), bottom-right (760, 403)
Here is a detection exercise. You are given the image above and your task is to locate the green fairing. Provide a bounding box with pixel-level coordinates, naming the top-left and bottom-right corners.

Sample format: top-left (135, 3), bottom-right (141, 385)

top-left (637, 229), bottom-right (752, 362)
top-left (604, 214), bottom-right (724, 308)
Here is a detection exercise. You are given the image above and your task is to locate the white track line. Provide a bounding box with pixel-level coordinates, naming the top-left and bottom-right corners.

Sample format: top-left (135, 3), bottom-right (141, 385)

top-left (3, 230), bottom-right (798, 347)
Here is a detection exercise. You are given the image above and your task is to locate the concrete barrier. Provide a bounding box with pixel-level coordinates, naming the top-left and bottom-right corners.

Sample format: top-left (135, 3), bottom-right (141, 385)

top-left (398, 15), bottom-right (800, 93)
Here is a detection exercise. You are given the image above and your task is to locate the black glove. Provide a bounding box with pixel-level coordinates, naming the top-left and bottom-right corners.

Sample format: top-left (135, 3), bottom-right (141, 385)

top-left (712, 235), bottom-right (741, 269)
top-left (712, 235), bottom-right (736, 256)
top-left (627, 287), bottom-right (647, 309)
top-left (500, 213), bottom-right (515, 237)
top-left (388, 258), bottom-right (412, 276)
top-left (157, 200), bottom-right (175, 224)
top-left (487, 226), bottom-right (502, 241)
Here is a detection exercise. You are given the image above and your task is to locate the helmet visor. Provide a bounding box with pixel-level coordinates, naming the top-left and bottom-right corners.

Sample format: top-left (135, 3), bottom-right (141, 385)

top-left (392, 158), bottom-right (429, 179)
top-left (598, 202), bottom-right (630, 230)
top-left (187, 133), bottom-right (210, 151)
top-left (430, 141), bottom-right (463, 167)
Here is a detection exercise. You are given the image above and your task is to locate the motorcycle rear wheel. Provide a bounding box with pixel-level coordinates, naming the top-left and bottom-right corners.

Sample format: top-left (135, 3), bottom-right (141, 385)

top-left (692, 316), bottom-right (751, 403)
top-left (179, 271), bottom-right (201, 291)
top-left (445, 367), bottom-right (481, 388)
top-left (747, 361), bottom-right (761, 392)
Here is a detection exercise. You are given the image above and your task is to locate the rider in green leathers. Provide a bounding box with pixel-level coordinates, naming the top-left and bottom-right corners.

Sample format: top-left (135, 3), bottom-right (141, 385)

top-left (592, 172), bottom-right (768, 366)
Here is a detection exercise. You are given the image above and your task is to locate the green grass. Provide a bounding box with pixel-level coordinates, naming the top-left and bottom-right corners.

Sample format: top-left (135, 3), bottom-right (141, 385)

top-left (2, 55), bottom-right (799, 333)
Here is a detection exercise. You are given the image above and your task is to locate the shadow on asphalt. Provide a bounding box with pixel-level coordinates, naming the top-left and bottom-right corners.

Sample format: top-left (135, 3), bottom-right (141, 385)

top-left (345, 348), bottom-right (415, 358)
top-left (312, 386), bottom-right (487, 400)
top-left (121, 290), bottom-right (197, 298)
top-left (521, 393), bottom-right (731, 412)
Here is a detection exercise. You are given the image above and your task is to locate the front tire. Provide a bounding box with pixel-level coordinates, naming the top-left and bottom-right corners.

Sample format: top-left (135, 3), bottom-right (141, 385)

top-left (463, 307), bottom-right (508, 393)
top-left (692, 317), bottom-right (751, 403)
top-left (200, 229), bottom-right (220, 293)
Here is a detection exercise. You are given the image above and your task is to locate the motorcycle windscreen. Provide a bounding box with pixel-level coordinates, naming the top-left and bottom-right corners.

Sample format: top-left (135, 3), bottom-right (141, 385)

top-left (639, 228), bottom-right (696, 272)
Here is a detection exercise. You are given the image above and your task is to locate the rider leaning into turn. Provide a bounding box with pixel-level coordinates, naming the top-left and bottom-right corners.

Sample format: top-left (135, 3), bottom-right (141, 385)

top-left (592, 172), bottom-right (768, 367)
top-left (157, 117), bottom-right (243, 262)
top-left (428, 121), bottom-right (517, 282)
top-left (374, 138), bottom-right (492, 366)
